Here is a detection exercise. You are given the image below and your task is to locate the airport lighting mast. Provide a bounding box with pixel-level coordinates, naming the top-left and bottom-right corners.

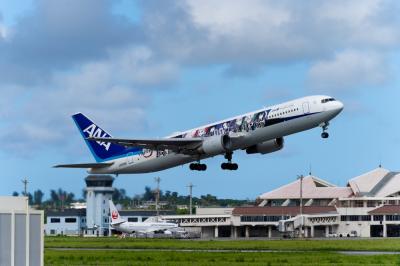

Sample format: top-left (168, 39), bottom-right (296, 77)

top-left (154, 177), bottom-right (161, 217)
top-left (298, 174), bottom-right (304, 238)
top-left (22, 178), bottom-right (28, 197)
top-left (186, 183), bottom-right (195, 215)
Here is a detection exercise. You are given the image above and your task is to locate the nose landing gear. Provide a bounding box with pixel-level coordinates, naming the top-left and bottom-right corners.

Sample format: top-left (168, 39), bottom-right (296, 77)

top-left (321, 122), bottom-right (329, 139)
top-left (221, 151), bottom-right (238, 170)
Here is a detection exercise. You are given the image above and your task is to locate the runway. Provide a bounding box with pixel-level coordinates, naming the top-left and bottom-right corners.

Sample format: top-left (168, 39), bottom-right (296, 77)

top-left (47, 247), bottom-right (400, 255)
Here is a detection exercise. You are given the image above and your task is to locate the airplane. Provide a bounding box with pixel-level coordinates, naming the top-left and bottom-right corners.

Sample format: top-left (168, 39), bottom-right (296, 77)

top-left (108, 200), bottom-right (178, 234)
top-left (55, 95), bottom-right (343, 174)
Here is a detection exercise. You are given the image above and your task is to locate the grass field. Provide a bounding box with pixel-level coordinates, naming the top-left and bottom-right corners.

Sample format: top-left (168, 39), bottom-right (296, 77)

top-left (45, 250), bottom-right (400, 266)
top-left (44, 237), bottom-right (400, 265)
top-left (46, 236), bottom-right (400, 251)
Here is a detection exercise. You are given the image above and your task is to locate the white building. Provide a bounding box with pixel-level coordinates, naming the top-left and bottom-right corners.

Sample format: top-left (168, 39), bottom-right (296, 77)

top-left (45, 209), bottom-right (86, 236)
top-left (0, 196), bottom-right (44, 266)
top-left (167, 167), bottom-right (400, 238)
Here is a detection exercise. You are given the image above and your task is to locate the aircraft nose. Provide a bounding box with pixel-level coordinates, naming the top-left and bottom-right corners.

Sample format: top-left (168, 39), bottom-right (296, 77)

top-left (335, 100), bottom-right (344, 112)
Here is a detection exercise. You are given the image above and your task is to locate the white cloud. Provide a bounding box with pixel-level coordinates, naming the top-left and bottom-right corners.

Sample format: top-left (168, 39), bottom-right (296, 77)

top-left (188, 0), bottom-right (290, 37)
top-left (308, 50), bottom-right (387, 91)
top-left (0, 45), bottom-right (179, 155)
top-left (0, 23), bottom-right (7, 40)
top-left (142, 0), bottom-right (400, 68)
top-left (316, 0), bottom-right (400, 48)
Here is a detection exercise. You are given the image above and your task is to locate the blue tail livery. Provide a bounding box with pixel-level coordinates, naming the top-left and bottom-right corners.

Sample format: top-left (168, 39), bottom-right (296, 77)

top-left (72, 113), bottom-right (139, 162)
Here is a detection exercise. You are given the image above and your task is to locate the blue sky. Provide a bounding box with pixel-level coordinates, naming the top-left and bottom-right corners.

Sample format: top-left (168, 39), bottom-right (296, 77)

top-left (0, 0), bottom-right (399, 200)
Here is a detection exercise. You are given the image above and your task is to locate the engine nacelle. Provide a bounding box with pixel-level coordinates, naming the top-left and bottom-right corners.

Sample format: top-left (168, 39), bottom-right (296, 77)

top-left (245, 138), bottom-right (284, 154)
top-left (198, 135), bottom-right (232, 155)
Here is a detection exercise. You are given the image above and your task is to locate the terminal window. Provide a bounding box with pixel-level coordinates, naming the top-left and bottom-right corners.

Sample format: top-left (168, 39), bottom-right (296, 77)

top-left (50, 218), bottom-right (60, 223)
top-left (65, 218), bottom-right (77, 223)
top-left (128, 217), bottom-right (138, 222)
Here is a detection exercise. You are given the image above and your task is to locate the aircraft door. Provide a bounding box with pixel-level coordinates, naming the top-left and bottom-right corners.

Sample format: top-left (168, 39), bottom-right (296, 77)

top-left (302, 102), bottom-right (310, 114)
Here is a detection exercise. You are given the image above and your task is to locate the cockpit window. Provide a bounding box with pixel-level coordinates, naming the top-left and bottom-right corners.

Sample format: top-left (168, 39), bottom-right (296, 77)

top-left (321, 98), bottom-right (335, 103)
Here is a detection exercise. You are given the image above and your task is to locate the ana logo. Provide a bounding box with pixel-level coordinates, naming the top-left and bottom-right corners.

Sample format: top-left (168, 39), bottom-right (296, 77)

top-left (83, 124), bottom-right (111, 151)
top-left (111, 210), bottom-right (118, 220)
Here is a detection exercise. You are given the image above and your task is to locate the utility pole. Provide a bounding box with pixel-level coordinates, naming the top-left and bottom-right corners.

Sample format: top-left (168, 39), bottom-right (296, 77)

top-left (298, 174), bottom-right (304, 238)
top-left (22, 178), bottom-right (28, 197)
top-left (154, 177), bottom-right (161, 217)
top-left (186, 183), bottom-right (195, 215)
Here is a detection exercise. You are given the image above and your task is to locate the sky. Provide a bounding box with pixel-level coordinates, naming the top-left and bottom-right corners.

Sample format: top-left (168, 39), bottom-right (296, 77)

top-left (0, 0), bottom-right (399, 200)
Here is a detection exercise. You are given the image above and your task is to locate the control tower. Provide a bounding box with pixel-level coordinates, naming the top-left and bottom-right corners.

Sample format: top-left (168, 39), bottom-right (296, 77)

top-left (85, 175), bottom-right (114, 236)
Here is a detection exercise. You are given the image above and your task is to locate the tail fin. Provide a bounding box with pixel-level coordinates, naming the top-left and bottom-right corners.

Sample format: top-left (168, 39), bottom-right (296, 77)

top-left (109, 200), bottom-right (126, 225)
top-left (72, 113), bottom-right (129, 162)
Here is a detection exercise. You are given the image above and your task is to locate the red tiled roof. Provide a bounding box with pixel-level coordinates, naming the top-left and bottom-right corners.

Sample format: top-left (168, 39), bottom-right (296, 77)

top-left (232, 206), bottom-right (337, 216)
top-left (369, 205), bottom-right (400, 214)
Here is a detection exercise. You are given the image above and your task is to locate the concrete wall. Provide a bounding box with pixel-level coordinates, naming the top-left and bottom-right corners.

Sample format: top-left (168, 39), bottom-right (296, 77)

top-left (0, 197), bottom-right (44, 266)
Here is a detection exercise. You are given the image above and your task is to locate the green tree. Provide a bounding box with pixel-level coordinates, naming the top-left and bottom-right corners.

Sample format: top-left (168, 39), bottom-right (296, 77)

top-left (143, 186), bottom-right (154, 201)
top-left (33, 190), bottom-right (44, 206)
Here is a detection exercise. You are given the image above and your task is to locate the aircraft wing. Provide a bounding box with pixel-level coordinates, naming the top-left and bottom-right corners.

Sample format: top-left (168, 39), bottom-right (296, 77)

top-left (87, 137), bottom-right (203, 151)
top-left (53, 162), bottom-right (113, 168)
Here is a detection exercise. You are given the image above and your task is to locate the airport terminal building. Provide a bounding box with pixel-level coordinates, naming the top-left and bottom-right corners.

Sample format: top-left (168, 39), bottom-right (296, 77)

top-left (45, 167), bottom-right (400, 238)
top-left (167, 167), bottom-right (400, 238)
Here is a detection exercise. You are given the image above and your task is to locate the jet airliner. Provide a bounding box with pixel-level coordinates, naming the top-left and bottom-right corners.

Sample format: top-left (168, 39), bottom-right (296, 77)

top-left (109, 200), bottom-right (178, 234)
top-left (55, 95), bottom-right (343, 174)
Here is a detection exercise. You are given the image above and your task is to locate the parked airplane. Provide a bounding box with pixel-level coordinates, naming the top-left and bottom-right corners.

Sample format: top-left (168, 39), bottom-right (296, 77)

top-left (108, 200), bottom-right (178, 234)
top-left (55, 95), bottom-right (343, 173)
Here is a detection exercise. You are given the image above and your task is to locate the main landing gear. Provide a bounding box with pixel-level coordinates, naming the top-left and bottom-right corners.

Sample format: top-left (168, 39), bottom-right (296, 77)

top-left (321, 122), bottom-right (329, 139)
top-left (189, 163), bottom-right (207, 171)
top-left (221, 152), bottom-right (238, 171)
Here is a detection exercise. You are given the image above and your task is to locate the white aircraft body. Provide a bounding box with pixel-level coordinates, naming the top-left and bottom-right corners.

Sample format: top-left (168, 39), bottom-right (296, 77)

top-left (55, 95), bottom-right (343, 174)
top-left (109, 200), bottom-right (178, 234)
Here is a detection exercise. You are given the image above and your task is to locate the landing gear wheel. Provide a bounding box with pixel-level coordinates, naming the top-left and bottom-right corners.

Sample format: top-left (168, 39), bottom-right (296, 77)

top-left (199, 164), bottom-right (207, 171)
top-left (221, 162), bottom-right (238, 170)
top-left (221, 151), bottom-right (238, 170)
top-left (231, 163), bottom-right (238, 170)
top-left (321, 132), bottom-right (329, 139)
top-left (189, 163), bottom-right (207, 171)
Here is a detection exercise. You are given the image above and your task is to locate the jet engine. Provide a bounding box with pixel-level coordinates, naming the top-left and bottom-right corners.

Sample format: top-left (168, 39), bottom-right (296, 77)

top-left (245, 137), bottom-right (284, 154)
top-left (198, 135), bottom-right (232, 155)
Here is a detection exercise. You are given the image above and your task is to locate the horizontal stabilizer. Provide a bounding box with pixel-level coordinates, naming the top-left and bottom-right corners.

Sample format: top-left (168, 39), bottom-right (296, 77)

top-left (53, 162), bottom-right (113, 169)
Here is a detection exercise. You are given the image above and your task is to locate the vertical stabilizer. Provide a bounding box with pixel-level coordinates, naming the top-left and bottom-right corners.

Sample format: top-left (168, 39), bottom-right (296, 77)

top-left (109, 200), bottom-right (126, 225)
top-left (72, 113), bottom-right (130, 162)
